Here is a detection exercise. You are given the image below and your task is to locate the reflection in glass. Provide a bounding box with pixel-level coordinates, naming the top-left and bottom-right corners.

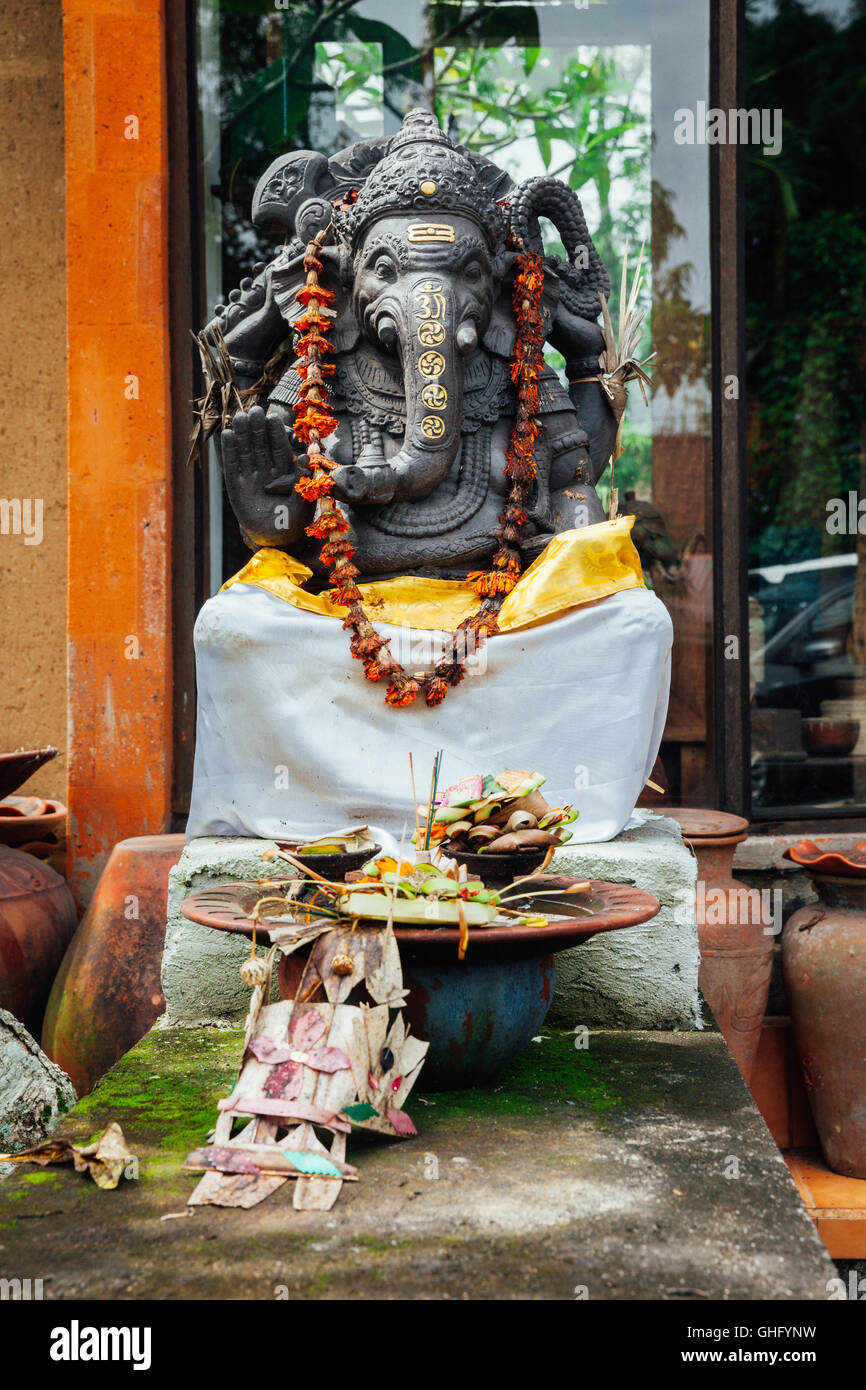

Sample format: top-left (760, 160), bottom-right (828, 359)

top-left (747, 0), bottom-right (866, 813)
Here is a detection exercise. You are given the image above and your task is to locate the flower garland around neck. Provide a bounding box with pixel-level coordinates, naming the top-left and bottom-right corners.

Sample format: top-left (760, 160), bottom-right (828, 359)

top-left (291, 201), bottom-right (545, 711)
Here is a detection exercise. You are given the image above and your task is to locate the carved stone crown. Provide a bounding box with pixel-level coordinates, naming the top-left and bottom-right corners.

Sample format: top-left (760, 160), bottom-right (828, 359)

top-left (333, 109), bottom-right (506, 250)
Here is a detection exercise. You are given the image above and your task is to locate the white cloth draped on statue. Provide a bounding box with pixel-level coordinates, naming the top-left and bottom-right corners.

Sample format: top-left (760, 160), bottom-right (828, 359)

top-left (186, 581), bottom-right (673, 852)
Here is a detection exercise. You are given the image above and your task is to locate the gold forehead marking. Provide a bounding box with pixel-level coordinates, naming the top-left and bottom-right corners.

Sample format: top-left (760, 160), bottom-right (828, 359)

top-left (419, 181), bottom-right (438, 196)
top-left (407, 221), bottom-right (454, 243)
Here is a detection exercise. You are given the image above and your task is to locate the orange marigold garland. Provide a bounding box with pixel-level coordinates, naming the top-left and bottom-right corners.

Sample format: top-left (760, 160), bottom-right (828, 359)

top-left (292, 215), bottom-right (545, 711)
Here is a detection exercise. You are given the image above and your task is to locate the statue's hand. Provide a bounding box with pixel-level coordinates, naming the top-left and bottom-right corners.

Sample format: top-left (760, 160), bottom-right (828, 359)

top-left (330, 461), bottom-right (396, 506)
top-left (549, 305), bottom-right (605, 371)
top-left (221, 406), bottom-right (309, 547)
top-left (204, 264), bottom-right (285, 383)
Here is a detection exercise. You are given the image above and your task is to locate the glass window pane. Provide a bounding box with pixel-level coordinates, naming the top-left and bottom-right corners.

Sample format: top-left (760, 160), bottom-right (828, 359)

top-left (746, 0), bottom-right (866, 815)
top-left (194, 0), bottom-right (712, 806)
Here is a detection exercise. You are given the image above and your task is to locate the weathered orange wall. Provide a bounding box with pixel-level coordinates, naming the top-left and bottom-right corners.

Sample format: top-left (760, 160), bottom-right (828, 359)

top-left (63, 0), bottom-right (172, 901)
top-left (0, 1), bottom-right (67, 800)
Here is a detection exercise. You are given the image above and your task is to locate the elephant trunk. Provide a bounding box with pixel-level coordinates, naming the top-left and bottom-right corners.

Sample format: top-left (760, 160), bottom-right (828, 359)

top-left (379, 275), bottom-right (473, 501)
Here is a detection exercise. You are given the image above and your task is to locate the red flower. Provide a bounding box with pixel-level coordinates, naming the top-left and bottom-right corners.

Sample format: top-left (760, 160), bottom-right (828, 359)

top-left (294, 474), bottom-right (334, 502)
top-left (385, 678), bottom-right (420, 708)
top-left (436, 661), bottom-right (466, 688)
top-left (320, 538), bottom-right (355, 567)
top-left (493, 548), bottom-right (522, 575)
top-left (466, 570), bottom-right (517, 598)
top-left (296, 283), bottom-right (336, 307)
top-left (424, 676), bottom-right (449, 707)
top-left (296, 360), bottom-right (334, 379)
top-left (341, 603), bottom-right (367, 631)
top-left (293, 405), bottom-right (339, 443)
top-left (350, 632), bottom-right (386, 658)
top-left (294, 309), bottom-right (335, 335)
top-left (306, 508), bottom-right (350, 540)
top-left (296, 330), bottom-right (333, 357)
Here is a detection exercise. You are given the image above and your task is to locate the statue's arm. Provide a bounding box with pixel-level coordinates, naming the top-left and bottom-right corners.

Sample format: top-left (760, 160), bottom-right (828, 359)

top-left (548, 305), bottom-right (617, 486)
top-left (221, 405), bottom-right (312, 550)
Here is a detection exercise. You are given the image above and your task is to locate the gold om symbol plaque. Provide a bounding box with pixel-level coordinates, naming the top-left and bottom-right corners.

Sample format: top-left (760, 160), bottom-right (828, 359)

top-left (420, 415), bottom-right (446, 440)
top-left (421, 382), bottom-right (448, 409)
top-left (419, 350), bottom-right (446, 377)
top-left (417, 320), bottom-right (446, 346)
top-left (415, 282), bottom-right (447, 321)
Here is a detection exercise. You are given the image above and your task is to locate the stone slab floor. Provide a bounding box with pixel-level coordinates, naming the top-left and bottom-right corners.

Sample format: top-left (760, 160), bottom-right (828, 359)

top-left (0, 1028), bottom-right (836, 1300)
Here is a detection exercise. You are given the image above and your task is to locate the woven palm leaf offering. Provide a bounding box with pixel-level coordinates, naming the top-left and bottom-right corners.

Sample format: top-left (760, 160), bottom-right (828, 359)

top-left (185, 855), bottom-right (427, 1213)
top-left (272, 824), bottom-right (380, 880)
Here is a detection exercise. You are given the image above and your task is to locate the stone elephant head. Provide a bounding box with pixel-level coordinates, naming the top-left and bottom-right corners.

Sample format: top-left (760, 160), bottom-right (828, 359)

top-left (250, 109), bottom-right (610, 510)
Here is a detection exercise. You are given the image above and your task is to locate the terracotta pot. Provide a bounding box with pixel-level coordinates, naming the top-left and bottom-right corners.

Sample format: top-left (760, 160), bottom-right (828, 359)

top-left (783, 873), bottom-right (866, 1178)
top-left (665, 808), bottom-right (773, 1084)
top-left (42, 833), bottom-right (185, 1096)
top-left (0, 843), bottom-right (78, 1037)
top-left (801, 718), bottom-right (859, 758)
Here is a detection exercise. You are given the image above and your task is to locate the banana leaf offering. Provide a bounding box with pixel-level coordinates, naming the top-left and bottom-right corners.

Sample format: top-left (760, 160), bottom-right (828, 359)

top-left (412, 768), bottom-right (578, 856)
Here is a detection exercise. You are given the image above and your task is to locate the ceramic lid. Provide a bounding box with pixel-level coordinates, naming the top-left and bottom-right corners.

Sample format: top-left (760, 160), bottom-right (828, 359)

top-left (660, 807), bottom-right (750, 839)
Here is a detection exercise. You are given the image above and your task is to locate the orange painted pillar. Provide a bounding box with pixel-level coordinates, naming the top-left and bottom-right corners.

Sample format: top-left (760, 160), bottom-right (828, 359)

top-left (63, 0), bottom-right (173, 901)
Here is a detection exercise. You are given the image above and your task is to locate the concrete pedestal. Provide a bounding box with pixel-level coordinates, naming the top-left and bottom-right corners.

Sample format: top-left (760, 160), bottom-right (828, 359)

top-left (0, 1025), bottom-right (836, 1300)
top-left (548, 812), bottom-right (699, 1029)
top-left (161, 812), bottom-right (699, 1032)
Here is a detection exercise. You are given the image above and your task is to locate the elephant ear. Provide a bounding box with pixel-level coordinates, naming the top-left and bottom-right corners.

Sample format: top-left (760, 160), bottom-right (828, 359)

top-left (482, 261), bottom-right (561, 359)
top-left (252, 150), bottom-right (338, 243)
top-left (459, 145), bottom-right (514, 204)
top-left (256, 150), bottom-right (360, 351)
top-left (509, 175), bottom-right (610, 321)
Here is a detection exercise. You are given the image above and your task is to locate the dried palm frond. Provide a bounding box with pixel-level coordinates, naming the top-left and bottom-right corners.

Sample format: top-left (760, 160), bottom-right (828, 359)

top-left (597, 240), bottom-right (655, 518)
top-left (186, 322), bottom-right (247, 468)
top-left (186, 324), bottom-right (294, 468)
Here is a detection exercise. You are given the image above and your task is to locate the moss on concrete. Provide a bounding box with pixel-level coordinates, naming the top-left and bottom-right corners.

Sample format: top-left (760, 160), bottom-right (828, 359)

top-left (421, 1030), bottom-right (622, 1119)
top-left (67, 1026), bottom-right (243, 1157)
top-left (63, 1025), bottom-right (620, 1145)
top-left (0, 1026), bottom-right (838, 1301)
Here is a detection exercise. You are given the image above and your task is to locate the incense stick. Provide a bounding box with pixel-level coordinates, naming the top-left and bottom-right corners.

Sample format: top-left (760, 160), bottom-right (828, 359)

top-left (424, 749), bottom-right (443, 852)
top-left (409, 753), bottom-right (421, 844)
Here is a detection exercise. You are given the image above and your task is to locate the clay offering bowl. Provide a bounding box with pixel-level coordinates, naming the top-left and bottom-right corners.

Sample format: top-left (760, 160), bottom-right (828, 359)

top-left (276, 841), bottom-right (382, 882)
top-left (0, 796), bottom-right (67, 847)
top-left (440, 840), bottom-right (550, 886)
top-left (802, 717), bottom-right (859, 757)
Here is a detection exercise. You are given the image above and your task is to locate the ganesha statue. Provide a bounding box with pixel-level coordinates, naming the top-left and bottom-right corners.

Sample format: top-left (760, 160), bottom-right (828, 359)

top-left (187, 109), bottom-right (672, 849)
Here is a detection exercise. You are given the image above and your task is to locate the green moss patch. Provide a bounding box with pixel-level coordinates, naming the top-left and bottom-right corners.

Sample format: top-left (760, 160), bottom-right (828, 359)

top-left (421, 1030), bottom-right (622, 1119)
top-left (66, 1027), bottom-right (244, 1158)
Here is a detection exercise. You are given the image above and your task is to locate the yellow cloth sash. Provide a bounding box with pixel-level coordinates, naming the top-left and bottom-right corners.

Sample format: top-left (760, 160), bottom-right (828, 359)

top-left (220, 515), bottom-right (644, 634)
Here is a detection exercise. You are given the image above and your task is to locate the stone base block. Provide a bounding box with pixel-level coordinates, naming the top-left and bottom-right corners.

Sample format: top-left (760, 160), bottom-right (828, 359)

top-left (547, 812), bottom-right (700, 1030)
top-left (161, 837), bottom-right (282, 1027)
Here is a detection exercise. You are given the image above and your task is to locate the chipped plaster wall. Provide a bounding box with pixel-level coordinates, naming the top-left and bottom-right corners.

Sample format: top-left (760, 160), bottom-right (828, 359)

top-left (0, 0), bottom-right (67, 800)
